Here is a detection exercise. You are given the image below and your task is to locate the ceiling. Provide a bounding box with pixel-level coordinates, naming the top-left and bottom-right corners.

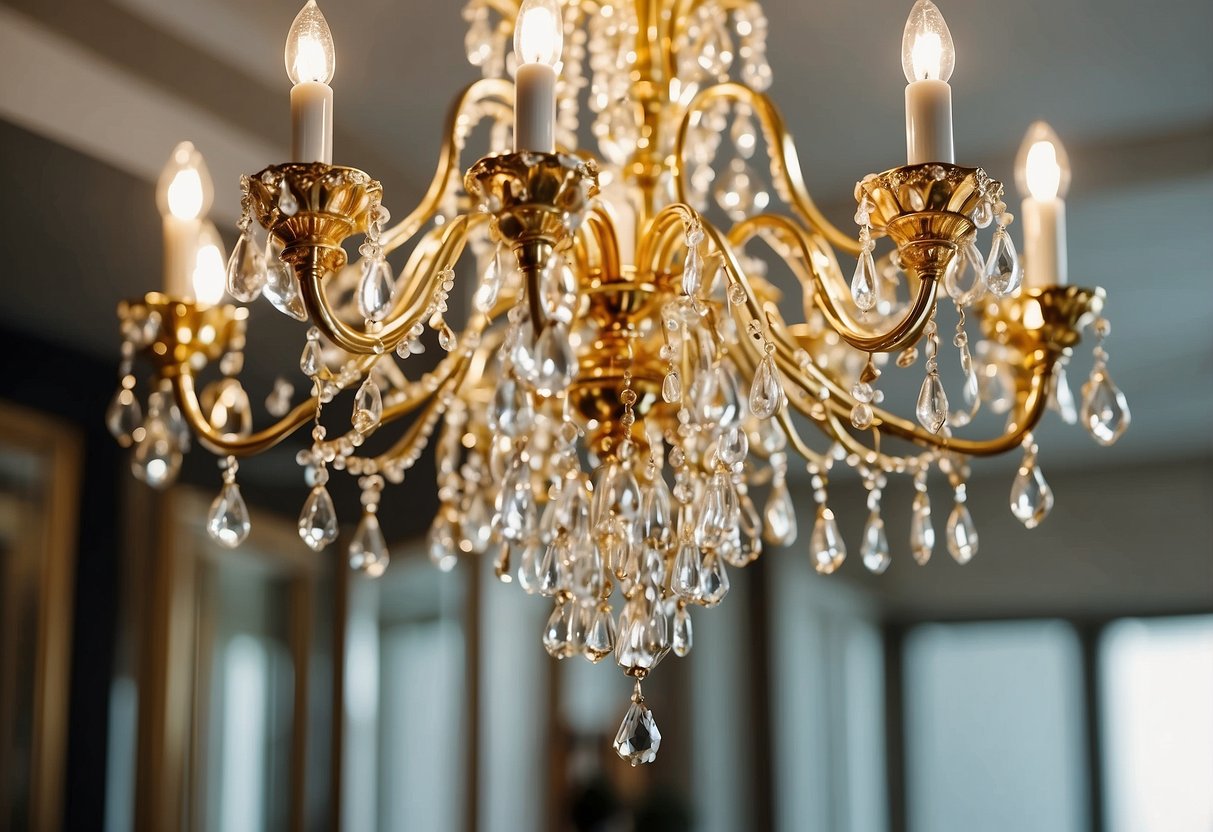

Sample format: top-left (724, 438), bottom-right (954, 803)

top-left (0, 0), bottom-right (1210, 479)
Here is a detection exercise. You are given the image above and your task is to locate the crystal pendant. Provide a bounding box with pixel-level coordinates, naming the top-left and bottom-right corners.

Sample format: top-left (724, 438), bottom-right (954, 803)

top-left (225, 232), bottom-right (266, 303)
top-left (489, 376), bottom-right (535, 437)
top-left (1010, 459), bottom-right (1054, 529)
top-left (672, 542), bottom-right (704, 600)
top-left (662, 370), bottom-right (682, 403)
top-left (984, 230), bottom-right (1022, 297)
top-left (1080, 370), bottom-right (1130, 446)
top-left (640, 478), bottom-right (673, 550)
top-left (1048, 365), bottom-right (1078, 424)
top-left (682, 244), bottom-right (704, 297)
top-left (132, 416), bottom-right (182, 489)
top-left (437, 324), bottom-right (458, 352)
top-left (810, 505), bottom-right (846, 574)
top-left (474, 246), bottom-right (504, 313)
top-left (300, 335), bottom-right (323, 378)
top-left (910, 490), bottom-right (935, 565)
top-left (203, 378), bottom-right (252, 439)
top-left (916, 371), bottom-right (948, 434)
top-left (206, 483), bottom-right (250, 548)
top-left (357, 258), bottom-right (395, 321)
top-left (851, 249), bottom-right (878, 313)
top-left (517, 539), bottom-right (542, 594)
top-left (263, 237), bottom-right (307, 320)
top-left (298, 486), bottom-right (339, 552)
top-left (543, 600), bottom-right (577, 659)
top-left (672, 605), bottom-right (693, 657)
top-left (106, 388), bottom-right (143, 447)
top-left (352, 376), bottom-right (383, 433)
top-left (944, 241), bottom-right (985, 306)
top-left (699, 551), bottom-right (730, 606)
top-left (749, 355), bottom-right (783, 419)
top-left (584, 605), bottom-right (616, 663)
top-left (763, 478), bottom-right (797, 546)
top-left (717, 425), bottom-right (749, 466)
top-left (349, 512), bottom-right (389, 577)
top-left (528, 323), bottom-right (577, 397)
top-left (860, 511), bottom-right (891, 574)
top-left (613, 695), bottom-right (661, 766)
top-left (945, 502), bottom-right (978, 564)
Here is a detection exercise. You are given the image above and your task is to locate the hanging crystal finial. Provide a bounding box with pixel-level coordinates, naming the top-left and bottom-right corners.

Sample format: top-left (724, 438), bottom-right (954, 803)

top-left (613, 682), bottom-right (661, 766)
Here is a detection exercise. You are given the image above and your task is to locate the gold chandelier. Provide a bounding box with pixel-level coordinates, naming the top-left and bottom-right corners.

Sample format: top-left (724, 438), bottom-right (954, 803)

top-left (109, 0), bottom-right (1130, 764)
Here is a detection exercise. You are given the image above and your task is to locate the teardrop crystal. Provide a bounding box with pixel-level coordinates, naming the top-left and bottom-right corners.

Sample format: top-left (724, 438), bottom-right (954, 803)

top-left (916, 371), bottom-right (948, 434)
top-left (357, 258), bottom-right (395, 321)
top-left (206, 483), bottom-right (251, 548)
top-left (861, 511), bottom-right (891, 574)
top-left (352, 376), bottom-right (383, 433)
top-left (203, 378), bottom-right (252, 439)
top-left (662, 370), bottom-right (682, 403)
top-left (225, 232), bottom-right (266, 303)
top-left (543, 600), bottom-right (576, 659)
top-left (699, 551), bottom-right (730, 606)
top-left (672, 606), bottom-right (693, 657)
top-left (944, 241), bottom-right (985, 306)
top-left (810, 505), bottom-right (846, 574)
top-left (613, 697), bottom-right (661, 766)
top-left (517, 539), bottom-right (543, 594)
top-left (910, 490), bottom-right (935, 565)
top-left (682, 245), bottom-right (703, 297)
top-left (298, 486), bottom-right (339, 552)
top-left (945, 502), bottom-right (978, 564)
top-left (1080, 370), bottom-right (1130, 446)
top-left (489, 376), bottom-right (535, 437)
top-left (584, 605), bottom-right (617, 663)
top-left (1048, 364), bottom-right (1078, 424)
top-left (263, 237), bottom-right (308, 320)
top-left (474, 246), bottom-right (504, 313)
top-left (106, 388), bottom-right (143, 447)
top-left (1010, 459), bottom-right (1054, 529)
top-left (984, 230), bottom-right (1022, 297)
top-left (131, 415), bottom-right (182, 490)
top-left (437, 324), bottom-right (458, 352)
top-left (672, 542), bottom-right (704, 600)
top-left (528, 323), bottom-right (577, 397)
top-left (749, 355), bottom-right (784, 419)
top-left (851, 249), bottom-right (878, 312)
top-left (349, 511), bottom-right (390, 577)
top-left (300, 337), bottom-right (323, 378)
top-left (763, 478), bottom-right (797, 546)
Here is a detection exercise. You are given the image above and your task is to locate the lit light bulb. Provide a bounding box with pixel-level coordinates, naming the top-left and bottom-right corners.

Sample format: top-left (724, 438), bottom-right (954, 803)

top-left (157, 141), bottom-right (212, 220)
top-left (902, 0), bottom-right (954, 83)
top-left (1016, 121), bottom-right (1071, 200)
top-left (193, 221), bottom-right (227, 306)
top-left (285, 0), bottom-right (335, 84)
top-left (514, 0), bottom-right (563, 66)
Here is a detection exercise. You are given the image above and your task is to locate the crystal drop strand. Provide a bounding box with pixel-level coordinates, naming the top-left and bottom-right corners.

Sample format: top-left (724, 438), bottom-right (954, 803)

top-left (206, 456), bottom-right (251, 548)
top-left (351, 371), bottom-right (383, 434)
top-left (265, 377), bottom-right (295, 417)
top-left (226, 179), bottom-right (266, 303)
top-left (263, 235), bottom-right (308, 321)
top-left (850, 357), bottom-right (880, 430)
top-left (660, 301), bottom-right (684, 404)
top-left (1080, 317), bottom-right (1130, 446)
top-left (681, 221), bottom-right (705, 298)
top-left (984, 200), bottom-right (1022, 297)
top-left (851, 199), bottom-right (878, 314)
top-left (916, 310), bottom-right (948, 434)
top-left (860, 469), bottom-right (891, 574)
top-left (298, 468), bottom-right (338, 551)
top-left (357, 201), bottom-right (394, 321)
top-left (474, 243), bottom-right (504, 314)
top-left (945, 482), bottom-right (978, 564)
top-left (763, 453), bottom-right (797, 546)
top-left (672, 603), bottom-right (693, 657)
top-left (300, 326), bottom-right (324, 379)
top-left (614, 679), bottom-right (661, 766)
top-left (909, 467), bottom-right (935, 565)
top-left (1009, 435), bottom-right (1055, 529)
top-left (730, 102), bottom-right (757, 159)
top-left (808, 466), bottom-right (846, 574)
top-left (950, 305), bottom-right (981, 427)
top-left (106, 351), bottom-right (143, 447)
top-left (426, 513), bottom-right (458, 573)
top-left (349, 476), bottom-right (390, 576)
top-left (749, 343), bottom-right (784, 420)
top-left (131, 382), bottom-right (183, 489)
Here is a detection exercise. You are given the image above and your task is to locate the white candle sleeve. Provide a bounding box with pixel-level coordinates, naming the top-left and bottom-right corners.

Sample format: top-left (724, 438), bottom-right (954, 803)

top-left (514, 62), bottom-right (557, 153)
top-left (904, 79), bottom-right (954, 165)
top-left (1022, 197), bottom-right (1068, 287)
top-left (163, 216), bottom-right (200, 298)
top-left (291, 81), bottom-right (334, 164)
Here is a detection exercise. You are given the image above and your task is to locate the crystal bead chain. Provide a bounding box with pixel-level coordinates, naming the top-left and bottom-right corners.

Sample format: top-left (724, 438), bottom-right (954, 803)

top-left (206, 455), bottom-right (251, 549)
top-left (916, 308), bottom-right (948, 434)
top-left (851, 194), bottom-right (878, 314)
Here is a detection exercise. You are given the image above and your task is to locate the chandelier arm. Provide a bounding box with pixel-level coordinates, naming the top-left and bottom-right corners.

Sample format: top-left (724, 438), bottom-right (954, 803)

top-left (672, 82), bottom-right (861, 257)
top-left (378, 78), bottom-right (516, 256)
top-left (728, 213), bottom-right (939, 354)
top-left (636, 202), bottom-right (698, 277)
top-left (173, 370), bottom-right (317, 456)
top-left (300, 214), bottom-right (482, 355)
top-left (584, 204), bottom-right (623, 279)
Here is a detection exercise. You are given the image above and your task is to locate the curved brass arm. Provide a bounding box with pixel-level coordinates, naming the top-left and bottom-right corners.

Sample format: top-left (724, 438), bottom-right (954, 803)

top-left (672, 82), bottom-right (861, 257)
top-left (729, 213), bottom-right (939, 354)
top-left (174, 371), bottom-right (316, 456)
top-left (379, 78), bottom-right (515, 255)
top-left (300, 214), bottom-right (481, 355)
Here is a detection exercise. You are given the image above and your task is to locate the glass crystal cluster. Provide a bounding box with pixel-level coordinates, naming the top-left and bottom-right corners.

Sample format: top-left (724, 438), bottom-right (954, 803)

top-left (112, 0), bottom-right (1130, 766)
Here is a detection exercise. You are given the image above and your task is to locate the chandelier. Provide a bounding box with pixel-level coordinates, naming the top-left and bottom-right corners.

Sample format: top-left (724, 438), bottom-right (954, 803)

top-left (109, 0), bottom-right (1130, 765)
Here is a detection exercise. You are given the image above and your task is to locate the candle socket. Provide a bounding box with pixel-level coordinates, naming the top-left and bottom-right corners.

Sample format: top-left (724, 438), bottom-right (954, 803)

top-left (982, 285), bottom-right (1104, 359)
top-left (117, 292), bottom-right (247, 375)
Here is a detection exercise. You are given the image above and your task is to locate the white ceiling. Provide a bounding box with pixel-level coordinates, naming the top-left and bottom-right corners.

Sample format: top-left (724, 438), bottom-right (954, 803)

top-left (0, 0), bottom-right (1210, 473)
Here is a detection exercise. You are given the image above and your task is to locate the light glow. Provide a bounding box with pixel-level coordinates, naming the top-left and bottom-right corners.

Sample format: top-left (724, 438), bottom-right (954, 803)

top-left (285, 0), bottom-right (335, 84)
top-left (1016, 121), bottom-right (1071, 200)
top-left (192, 221), bottom-right (227, 306)
top-left (514, 0), bottom-right (563, 66)
top-left (902, 0), bottom-right (954, 82)
top-left (157, 141), bottom-right (212, 220)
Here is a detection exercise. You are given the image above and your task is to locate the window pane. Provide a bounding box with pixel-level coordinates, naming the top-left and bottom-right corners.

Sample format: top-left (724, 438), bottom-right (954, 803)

top-left (903, 621), bottom-right (1087, 832)
top-left (1101, 616), bottom-right (1213, 832)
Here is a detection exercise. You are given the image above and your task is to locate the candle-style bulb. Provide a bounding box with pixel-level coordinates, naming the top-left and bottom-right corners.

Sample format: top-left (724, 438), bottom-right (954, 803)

top-left (157, 141), bottom-right (212, 221)
top-left (514, 0), bottom-right (563, 66)
top-left (1016, 121), bottom-right (1071, 200)
top-left (902, 0), bottom-right (954, 83)
top-left (286, 0), bottom-right (335, 84)
top-left (192, 220), bottom-right (227, 307)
